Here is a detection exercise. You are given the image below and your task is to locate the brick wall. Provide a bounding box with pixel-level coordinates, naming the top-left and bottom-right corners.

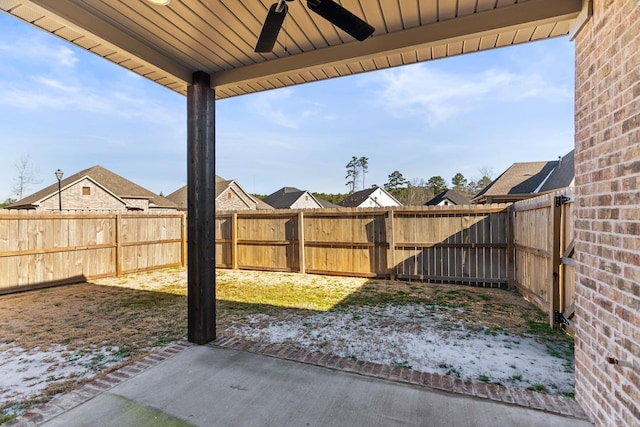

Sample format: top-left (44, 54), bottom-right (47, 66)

top-left (574, 0), bottom-right (640, 425)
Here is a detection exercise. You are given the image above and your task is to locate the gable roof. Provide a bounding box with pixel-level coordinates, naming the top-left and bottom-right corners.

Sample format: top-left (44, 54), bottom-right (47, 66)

top-left (339, 187), bottom-right (401, 207)
top-left (425, 190), bottom-right (471, 206)
top-left (8, 165), bottom-right (177, 209)
top-left (166, 176), bottom-right (271, 210)
top-left (263, 187), bottom-right (320, 209)
top-left (472, 150), bottom-right (575, 203)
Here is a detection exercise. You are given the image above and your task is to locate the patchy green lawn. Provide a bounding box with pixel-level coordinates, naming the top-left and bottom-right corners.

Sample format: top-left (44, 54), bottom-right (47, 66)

top-left (0, 267), bottom-right (574, 423)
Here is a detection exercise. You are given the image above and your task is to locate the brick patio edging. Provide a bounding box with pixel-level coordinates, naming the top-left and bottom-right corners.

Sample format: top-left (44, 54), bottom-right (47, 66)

top-left (213, 333), bottom-right (589, 421)
top-left (5, 336), bottom-right (588, 426)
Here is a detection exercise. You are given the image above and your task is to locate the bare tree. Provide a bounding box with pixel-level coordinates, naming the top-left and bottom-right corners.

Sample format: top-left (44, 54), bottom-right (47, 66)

top-left (12, 155), bottom-right (42, 200)
top-left (478, 165), bottom-right (495, 181)
top-left (469, 165), bottom-right (496, 195)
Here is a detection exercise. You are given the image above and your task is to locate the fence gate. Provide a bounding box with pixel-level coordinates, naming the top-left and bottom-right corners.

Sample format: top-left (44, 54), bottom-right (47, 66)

top-left (512, 188), bottom-right (575, 329)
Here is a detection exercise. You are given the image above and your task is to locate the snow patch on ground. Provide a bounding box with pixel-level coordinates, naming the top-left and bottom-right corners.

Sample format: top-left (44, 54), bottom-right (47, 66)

top-left (226, 304), bottom-right (574, 394)
top-left (0, 343), bottom-right (123, 414)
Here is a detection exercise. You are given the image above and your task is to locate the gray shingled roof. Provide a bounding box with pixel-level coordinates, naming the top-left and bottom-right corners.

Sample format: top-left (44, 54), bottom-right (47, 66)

top-left (8, 165), bottom-right (177, 209)
top-left (472, 150), bottom-right (575, 203)
top-left (338, 188), bottom-right (378, 207)
top-left (316, 198), bottom-right (341, 208)
top-left (473, 161), bottom-right (557, 200)
top-left (539, 150), bottom-right (575, 192)
top-left (165, 185), bottom-right (188, 210)
top-left (263, 187), bottom-right (308, 209)
top-left (425, 190), bottom-right (471, 206)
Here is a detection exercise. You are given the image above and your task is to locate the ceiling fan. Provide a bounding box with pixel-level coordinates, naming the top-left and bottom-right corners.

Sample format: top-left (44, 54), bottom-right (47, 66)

top-left (255, 0), bottom-right (375, 53)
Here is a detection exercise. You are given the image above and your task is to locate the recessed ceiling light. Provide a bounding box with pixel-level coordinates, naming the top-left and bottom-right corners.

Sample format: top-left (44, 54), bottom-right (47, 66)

top-left (146, 0), bottom-right (171, 5)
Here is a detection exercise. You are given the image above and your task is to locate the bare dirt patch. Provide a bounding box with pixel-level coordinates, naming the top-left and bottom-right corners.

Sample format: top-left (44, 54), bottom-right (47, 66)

top-left (0, 267), bottom-right (574, 422)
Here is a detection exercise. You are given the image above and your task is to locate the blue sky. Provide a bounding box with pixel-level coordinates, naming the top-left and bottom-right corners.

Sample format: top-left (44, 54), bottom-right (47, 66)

top-left (0, 11), bottom-right (575, 202)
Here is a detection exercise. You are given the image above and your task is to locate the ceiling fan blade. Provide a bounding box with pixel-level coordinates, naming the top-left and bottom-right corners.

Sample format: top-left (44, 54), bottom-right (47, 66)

top-left (255, 2), bottom-right (289, 53)
top-left (307, 0), bottom-right (374, 42)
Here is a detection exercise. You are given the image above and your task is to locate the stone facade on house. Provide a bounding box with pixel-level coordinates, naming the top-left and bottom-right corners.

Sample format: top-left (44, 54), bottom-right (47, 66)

top-left (38, 178), bottom-right (126, 211)
top-left (573, 1), bottom-right (640, 425)
top-left (216, 187), bottom-right (260, 211)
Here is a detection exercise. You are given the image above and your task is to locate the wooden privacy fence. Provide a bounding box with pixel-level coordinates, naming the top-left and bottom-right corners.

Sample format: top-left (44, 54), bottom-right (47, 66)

top-left (512, 188), bottom-right (575, 328)
top-left (0, 211), bottom-right (186, 294)
top-left (1, 197), bottom-right (574, 327)
top-left (215, 205), bottom-right (511, 287)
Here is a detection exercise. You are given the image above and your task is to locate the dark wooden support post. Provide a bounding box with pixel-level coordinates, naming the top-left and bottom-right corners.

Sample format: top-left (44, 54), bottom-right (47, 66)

top-left (187, 71), bottom-right (216, 344)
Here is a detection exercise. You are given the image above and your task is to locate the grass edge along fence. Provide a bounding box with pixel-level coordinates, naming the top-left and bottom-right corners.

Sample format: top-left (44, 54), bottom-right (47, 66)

top-left (0, 210), bottom-right (186, 294)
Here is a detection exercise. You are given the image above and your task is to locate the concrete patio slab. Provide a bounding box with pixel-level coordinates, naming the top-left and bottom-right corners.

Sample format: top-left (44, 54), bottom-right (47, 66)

top-left (32, 345), bottom-right (592, 427)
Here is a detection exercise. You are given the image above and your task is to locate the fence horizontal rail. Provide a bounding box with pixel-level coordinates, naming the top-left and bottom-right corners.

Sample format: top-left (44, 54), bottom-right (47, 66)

top-left (0, 243), bottom-right (116, 258)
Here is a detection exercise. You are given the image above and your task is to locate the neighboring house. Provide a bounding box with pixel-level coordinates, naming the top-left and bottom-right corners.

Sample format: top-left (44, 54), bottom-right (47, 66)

top-left (166, 176), bottom-right (272, 211)
top-left (338, 187), bottom-right (401, 208)
top-left (6, 165), bottom-right (178, 212)
top-left (425, 190), bottom-right (471, 206)
top-left (262, 187), bottom-right (323, 209)
top-left (472, 150), bottom-right (575, 204)
top-left (315, 198), bottom-right (341, 209)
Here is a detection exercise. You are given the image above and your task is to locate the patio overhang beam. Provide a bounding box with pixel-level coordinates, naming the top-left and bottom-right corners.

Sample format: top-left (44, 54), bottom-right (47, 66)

top-left (210, 0), bottom-right (582, 90)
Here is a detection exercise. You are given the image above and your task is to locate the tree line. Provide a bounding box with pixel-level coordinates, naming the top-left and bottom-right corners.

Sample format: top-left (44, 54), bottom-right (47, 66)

top-left (342, 155), bottom-right (494, 206)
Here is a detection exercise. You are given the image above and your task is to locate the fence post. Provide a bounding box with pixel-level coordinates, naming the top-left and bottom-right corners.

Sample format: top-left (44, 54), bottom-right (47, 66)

top-left (550, 196), bottom-right (562, 328)
top-left (387, 208), bottom-right (395, 280)
top-left (115, 214), bottom-right (122, 277)
top-left (506, 205), bottom-right (515, 289)
top-left (298, 211), bottom-right (305, 274)
top-left (232, 212), bottom-right (238, 270)
top-left (181, 213), bottom-right (187, 267)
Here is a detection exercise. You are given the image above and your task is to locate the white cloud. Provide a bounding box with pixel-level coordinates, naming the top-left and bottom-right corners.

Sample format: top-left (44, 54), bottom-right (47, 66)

top-left (247, 88), bottom-right (328, 128)
top-left (0, 37), bottom-right (78, 68)
top-left (0, 74), bottom-right (183, 129)
top-left (368, 64), bottom-right (572, 127)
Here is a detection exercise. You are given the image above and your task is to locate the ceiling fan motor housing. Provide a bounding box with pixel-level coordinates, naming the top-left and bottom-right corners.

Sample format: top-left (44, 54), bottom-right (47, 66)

top-left (255, 0), bottom-right (375, 53)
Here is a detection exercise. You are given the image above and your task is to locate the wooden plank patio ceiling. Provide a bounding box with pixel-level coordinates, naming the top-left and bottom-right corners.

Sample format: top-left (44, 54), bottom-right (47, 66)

top-left (0, 0), bottom-right (582, 99)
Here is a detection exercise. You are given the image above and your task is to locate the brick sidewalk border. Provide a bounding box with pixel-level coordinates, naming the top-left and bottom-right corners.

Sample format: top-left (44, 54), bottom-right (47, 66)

top-left (213, 333), bottom-right (589, 421)
top-left (5, 336), bottom-right (589, 426)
